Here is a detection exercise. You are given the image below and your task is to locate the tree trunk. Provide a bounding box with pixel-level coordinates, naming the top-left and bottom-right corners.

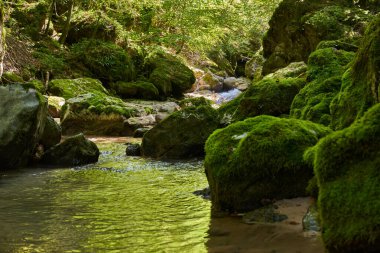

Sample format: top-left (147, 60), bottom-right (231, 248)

top-left (59, 0), bottom-right (74, 44)
top-left (0, 0), bottom-right (5, 79)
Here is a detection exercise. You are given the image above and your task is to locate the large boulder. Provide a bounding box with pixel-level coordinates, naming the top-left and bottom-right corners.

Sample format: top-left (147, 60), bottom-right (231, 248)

top-left (204, 116), bottom-right (331, 213)
top-left (290, 47), bottom-right (355, 126)
top-left (48, 78), bottom-right (109, 99)
top-left (330, 15), bottom-right (380, 130)
top-left (232, 76), bottom-right (306, 122)
top-left (142, 105), bottom-right (220, 159)
top-left (262, 0), bottom-right (373, 75)
top-left (146, 51), bottom-right (195, 98)
top-left (65, 11), bottom-right (121, 44)
top-left (60, 93), bottom-right (140, 136)
top-left (110, 81), bottom-right (159, 100)
top-left (40, 116), bottom-right (62, 150)
top-left (41, 133), bottom-right (99, 166)
top-left (0, 85), bottom-right (47, 169)
top-left (70, 39), bottom-right (135, 83)
top-left (311, 104), bottom-right (380, 253)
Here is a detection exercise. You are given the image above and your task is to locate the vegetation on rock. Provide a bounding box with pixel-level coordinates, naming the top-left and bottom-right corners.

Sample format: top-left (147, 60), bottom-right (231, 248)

top-left (311, 103), bottom-right (380, 252)
top-left (205, 116), bottom-right (331, 212)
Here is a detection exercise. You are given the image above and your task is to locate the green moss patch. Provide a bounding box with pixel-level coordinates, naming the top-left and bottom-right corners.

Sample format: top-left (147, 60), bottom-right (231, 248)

top-left (331, 16), bottom-right (380, 130)
top-left (205, 115), bottom-right (331, 212)
top-left (233, 77), bottom-right (306, 121)
top-left (290, 48), bottom-right (355, 126)
top-left (312, 104), bottom-right (380, 252)
top-left (70, 39), bottom-right (135, 83)
top-left (48, 78), bottom-right (109, 99)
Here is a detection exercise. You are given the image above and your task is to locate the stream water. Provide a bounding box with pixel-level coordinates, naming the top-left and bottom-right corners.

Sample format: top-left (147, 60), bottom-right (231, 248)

top-left (0, 139), bottom-right (210, 252)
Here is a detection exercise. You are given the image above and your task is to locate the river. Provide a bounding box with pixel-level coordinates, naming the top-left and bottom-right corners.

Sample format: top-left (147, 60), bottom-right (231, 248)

top-left (0, 138), bottom-right (324, 253)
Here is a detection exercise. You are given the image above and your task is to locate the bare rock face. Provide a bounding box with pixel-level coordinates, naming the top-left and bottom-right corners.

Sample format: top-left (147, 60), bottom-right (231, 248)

top-left (0, 85), bottom-right (47, 169)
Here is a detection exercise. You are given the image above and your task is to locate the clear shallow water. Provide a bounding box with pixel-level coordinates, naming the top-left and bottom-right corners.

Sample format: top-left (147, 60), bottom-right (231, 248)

top-left (0, 141), bottom-right (211, 253)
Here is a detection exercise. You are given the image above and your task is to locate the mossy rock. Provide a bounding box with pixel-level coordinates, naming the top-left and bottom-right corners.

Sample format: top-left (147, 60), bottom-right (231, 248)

top-left (263, 62), bottom-right (307, 80)
top-left (146, 51), bottom-right (195, 98)
top-left (1, 72), bottom-right (24, 84)
top-left (262, 0), bottom-right (373, 74)
top-left (70, 39), bottom-right (135, 83)
top-left (233, 77), bottom-right (306, 121)
top-left (42, 133), bottom-right (99, 167)
top-left (204, 116), bottom-right (331, 213)
top-left (110, 81), bottom-right (159, 100)
top-left (142, 105), bottom-right (220, 159)
top-left (179, 97), bottom-right (212, 108)
top-left (0, 84), bottom-right (47, 169)
top-left (66, 10), bottom-right (123, 44)
top-left (330, 15), bottom-right (380, 130)
top-left (312, 104), bottom-right (380, 252)
top-left (316, 40), bottom-right (359, 52)
top-left (47, 96), bottom-right (65, 118)
top-left (61, 93), bottom-right (140, 136)
top-left (48, 78), bottom-right (109, 99)
top-left (290, 48), bottom-right (355, 126)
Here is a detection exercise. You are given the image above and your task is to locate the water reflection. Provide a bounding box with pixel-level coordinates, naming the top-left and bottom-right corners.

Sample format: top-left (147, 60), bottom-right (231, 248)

top-left (0, 142), bottom-right (211, 253)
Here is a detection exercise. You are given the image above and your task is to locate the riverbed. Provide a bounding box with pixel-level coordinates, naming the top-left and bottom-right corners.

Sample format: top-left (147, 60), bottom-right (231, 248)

top-left (0, 138), bottom-right (324, 253)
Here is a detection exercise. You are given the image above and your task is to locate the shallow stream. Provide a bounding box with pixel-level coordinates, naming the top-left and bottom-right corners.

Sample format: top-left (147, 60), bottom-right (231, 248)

top-left (0, 139), bottom-right (210, 252)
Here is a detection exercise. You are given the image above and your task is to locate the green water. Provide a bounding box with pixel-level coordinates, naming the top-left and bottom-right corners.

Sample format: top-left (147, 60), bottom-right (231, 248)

top-left (0, 142), bottom-right (211, 253)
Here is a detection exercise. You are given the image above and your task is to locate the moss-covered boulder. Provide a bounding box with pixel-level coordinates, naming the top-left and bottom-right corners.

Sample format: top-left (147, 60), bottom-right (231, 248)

top-left (66, 11), bottom-right (122, 44)
top-left (262, 0), bottom-right (372, 74)
top-left (40, 116), bottom-right (62, 150)
top-left (60, 93), bottom-right (140, 136)
top-left (41, 133), bottom-right (99, 167)
top-left (110, 81), bottom-right (159, 100)
top-left (311, 104), bottom-right (380, 252)
top-left (330, 15), bottom-right (380, 130)
top-left (263, 62), bottom-right (308, 80)
top-left (290, 48), bottom-right (355, 126)
top-left (48, 78), bottom-right (109, 99)
top-left (70, 40), bottom-right (135, 83)
top-left (0, 85), bottom-right (47, 169)
top-left (142, 105), bottom-right (220, 159)
top-left (146, 51), bottom-right (195, 98)
top-left (205, 116), bottom-right (331, 213)
top-left (232, 77), bottom-right (306, 121)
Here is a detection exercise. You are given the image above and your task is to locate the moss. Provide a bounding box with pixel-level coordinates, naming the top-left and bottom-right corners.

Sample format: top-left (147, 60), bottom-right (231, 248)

top-left (142, 105), bottom-right (220, 159)
top-left (179, 97), bottom-right (212, 108)
top-left (110, 81), bottom-right (159, 100)
top-left (11, 2), bottom-right (48, 40)
top-left (233, 77), bottom-right (306, 121)
top-left (317, 40), bottom-right (359, 52)
top-left (1, 72), bottom-right (24, 84)
top-left (48, 78), bottom-right (109, 99)
top-left (311, 104), bottom-right (380, 252)
top-left (70, 39), bottom-right (135, 83)
top-left (290, 48), bottom-right (355, 125)
top-left (330, 16), bottom-right (380, 130)
top-left (145, 51), bottom-right (195, 98)
top-left (205, 115), bottom-right (331, 212)
top-left (66, 10), bottom-right (123, 44)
